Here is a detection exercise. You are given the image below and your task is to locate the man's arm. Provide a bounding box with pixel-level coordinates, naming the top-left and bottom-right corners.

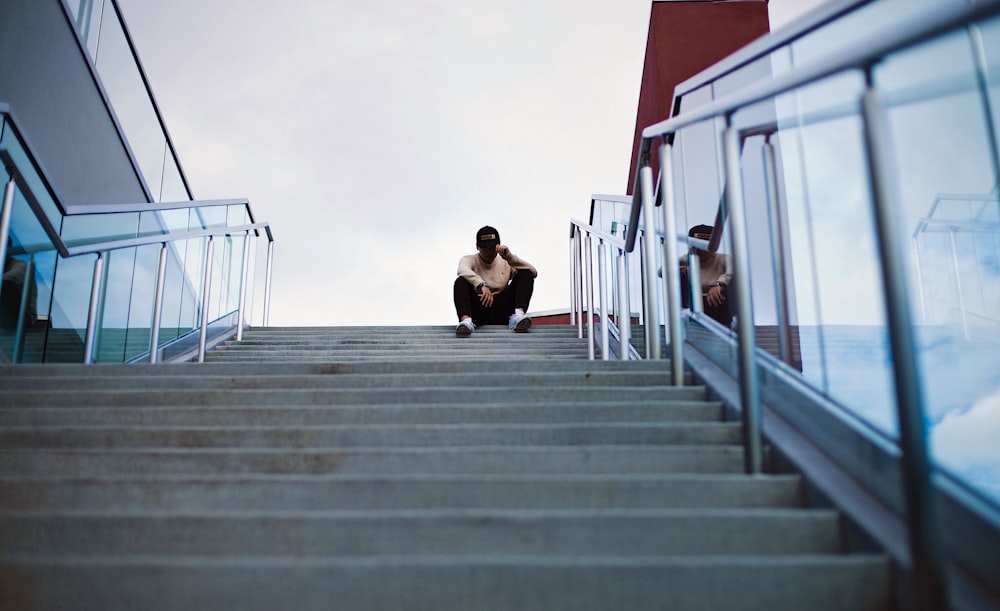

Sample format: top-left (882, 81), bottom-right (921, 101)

top-left (496, 245), bottom-right (538, 278)
top-left (457, 255), bottom-right (485, 290)
top-left (457, 255), bottom-right (494, 306)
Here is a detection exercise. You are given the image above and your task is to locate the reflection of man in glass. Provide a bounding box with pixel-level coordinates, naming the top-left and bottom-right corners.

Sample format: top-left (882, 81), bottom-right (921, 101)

top-left (2, 239), bottom-right (37, 330)
top-left (680, 224), bottom-right (733, 327)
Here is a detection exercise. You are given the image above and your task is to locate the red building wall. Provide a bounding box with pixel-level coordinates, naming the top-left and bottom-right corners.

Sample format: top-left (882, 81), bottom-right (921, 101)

top-left (627, 0), bottom-right (770, 192)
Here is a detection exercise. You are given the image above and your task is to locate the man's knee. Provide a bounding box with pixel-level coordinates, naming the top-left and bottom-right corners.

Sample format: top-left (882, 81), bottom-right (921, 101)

top-left (513, 272), bottom-right (534, 290)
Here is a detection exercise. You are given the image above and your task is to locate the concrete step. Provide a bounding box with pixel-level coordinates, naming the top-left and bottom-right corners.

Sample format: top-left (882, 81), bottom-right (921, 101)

top-left (0, 508), bottom-right (842, 556)
top-left (0, 555), bottom-right (890, 611)
top-left (239, 325), bottom-right (583, 337)
top-left (4, 370), bottom-right (686, 391)
top-left (0, 325), bottom-right (891, 609)
top-left (203, 325), bottom-right (592, 362)
top-left (0, 400), bottom-right (723, 427)
top-left (0, 446), bottom-right (748, 476)
top-left (0, 422), bottom-right (743, 448)
top-left (204, 350), bottom-right (592, 362)
top-left (0, 358), bottom-right (676, 377)
top-left (1, 385), bottom-right (708, 408)
top-left (0, 474), bottom-right (804, 511)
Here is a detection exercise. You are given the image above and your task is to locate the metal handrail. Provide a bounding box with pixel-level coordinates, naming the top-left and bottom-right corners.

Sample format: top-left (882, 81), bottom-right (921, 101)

top-left (65, 221), bottom-right (271, 257)
top-left (639, 2), bottom-right (1000, 144)
top-left (1, 109), bottom-right (275, 365)
top-left (613, 2), bottom-right (1000, 608)
top-left (74, 220), bottom-right (273, 364)
top-left (569, 219), bottom-right (633, 363)
top-left (63, 197), bottom-right (250, 216)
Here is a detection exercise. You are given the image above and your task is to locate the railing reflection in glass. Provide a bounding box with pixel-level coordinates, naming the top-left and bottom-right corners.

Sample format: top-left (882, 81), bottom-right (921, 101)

top-left (64, 0), bottom-right (190, 204)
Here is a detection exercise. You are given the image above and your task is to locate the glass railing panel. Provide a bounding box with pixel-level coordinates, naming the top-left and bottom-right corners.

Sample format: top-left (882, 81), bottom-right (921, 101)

top-left (65, 0), bottom-right (193, 203)
top-left (590, 198), bottom-right (632, 239)
top-left (207, 237), bottom-right (227, 323)
top-left (228, 233), bottom-right (248, 317)
top-left (228, 204), bottom-right (250, 228)
top-left (195, 205), bottom-right (229, 230)
top-left (89, 8), bottom-right (164, 200)
top-left (66, 0), bottom-right (106, 62)
top-left (247, 233), bottom-right (271, 326)
top-left (673, 117), bottom-right (726, 237)
top-left (139, 205), bottom-right (201, 239)
top-left (122, 243), bottom-right (160, 362)
top-left (93, 247), bottom-right (136, 363)
top-left (787, 0), bottom-right (950, 69)
top-left (0, 119), bottom-right (64, 229)
top-left (875, 23), bottom-right (1000, 506)
top-left (213, 235), bottom-right (241, 322)
top-left (157, 241), bottom-right (187, 347)
top-left (159, 156), bottom-right (188, 203)
top-left (157, 207), bottom-right (192, 234)
top-left (713, 53), bottom-right (775, 100)
top-left (163, 236), bottom-right (203, 346)
top-left (47, 254), bottom-right (93, 363)
top-left (60, 211), bottom-right (139, 245)
top-left (720, 74), bottom-right (896, 435)
top-left (0, 174), bottom-right (57, 364)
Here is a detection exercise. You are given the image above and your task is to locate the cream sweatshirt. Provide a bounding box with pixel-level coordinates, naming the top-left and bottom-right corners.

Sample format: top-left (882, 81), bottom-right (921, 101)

top-left (457, 251), bottom-right (537, 295)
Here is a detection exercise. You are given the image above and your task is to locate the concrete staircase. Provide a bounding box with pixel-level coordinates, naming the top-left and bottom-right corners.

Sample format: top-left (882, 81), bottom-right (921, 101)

top-left (0, 325), bottom-right (890, 610)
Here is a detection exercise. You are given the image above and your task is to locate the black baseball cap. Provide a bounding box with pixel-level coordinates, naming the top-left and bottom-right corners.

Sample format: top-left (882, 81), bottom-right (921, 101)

top-left (476, 226), bottom-right (500, 248)
top-left (688, 224), bottom-right (713, 240)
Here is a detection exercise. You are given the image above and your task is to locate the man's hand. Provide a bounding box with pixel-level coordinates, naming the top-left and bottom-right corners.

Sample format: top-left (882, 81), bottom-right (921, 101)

top-left (706, 284), bottom-right (726, 307)
top-left (479, 285), bottom-right (494, 307)
top-left (496, 245), bottom-right (510, 258)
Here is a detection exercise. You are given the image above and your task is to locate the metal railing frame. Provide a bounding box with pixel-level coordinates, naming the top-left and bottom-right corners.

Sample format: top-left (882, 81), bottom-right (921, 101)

top-left (1, 110), bottom-right (275, 365)
top-left (569, 219), bottom-right (636, 362)
top-left (605, 1), bottom-right (1000, 607)
top-left (66, 220), bottom-right (272, 364)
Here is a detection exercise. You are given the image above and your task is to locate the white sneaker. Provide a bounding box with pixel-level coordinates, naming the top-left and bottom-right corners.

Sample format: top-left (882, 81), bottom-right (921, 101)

top-left (456, 319), bottom-right (475, 336)
top-left (508, 312), bottom-right (532, 332)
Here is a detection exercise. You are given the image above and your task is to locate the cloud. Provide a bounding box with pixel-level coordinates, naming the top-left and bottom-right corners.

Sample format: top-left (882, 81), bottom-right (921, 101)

top-left (116, 0), bottom-right (649, 326)
top-left (933, 388), bottom-right (1000, 503)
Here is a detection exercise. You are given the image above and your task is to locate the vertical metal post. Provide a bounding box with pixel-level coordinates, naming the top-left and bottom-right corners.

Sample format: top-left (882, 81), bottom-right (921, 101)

top-left (948, 229), bottom-right (970, 339)
top-left (616, 249), bottom-right (630, 360)
top-left (149, 242), bottom-right (168, 364)
top-left (77, 0), bottom-right (95, 42)
top-left (0, 179), bottom-right (14, 264)
top-left (639, 166), bottom-right (662, 359)
top-left (575, 229), bottom-right (584, 336)
top-left (224, 236), bottom-right (235, 312)
top-left (83, 253), bottom-right (105, 364)
top-left (237, 232), bottom-right (252, 342)
top-left (569, 228), bottom-right (578, 327)
top-left (597, 239), bottom-right (610, 360)
top-left (263, 239), bottom-right (274, 327)
top-left (585, 233), bottom-right (596, 361)
top-left (689, 254), bottom-right (703, 314)
top-left (722, 122), bottom-right (763, 474)
top-left (762, 137), bottom-right (794, 365)
top-left (861, 84), bottom-right (947, 611)
top-left (912, 236), bottom-right (929, 325)
top-left (198, 236), bottom-right (215, 363)
top-left (0, 178), bottom-right (16, 360)
top-left (13, 258), bottom-right (34, 363)
top-left (659, 142), bottom-right (685, 385)
top-left (638, 232), bottom-right (652, 353)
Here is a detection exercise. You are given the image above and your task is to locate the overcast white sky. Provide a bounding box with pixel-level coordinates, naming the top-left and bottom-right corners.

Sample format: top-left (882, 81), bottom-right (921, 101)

top-left (116, 0), bottom-right (829, 327)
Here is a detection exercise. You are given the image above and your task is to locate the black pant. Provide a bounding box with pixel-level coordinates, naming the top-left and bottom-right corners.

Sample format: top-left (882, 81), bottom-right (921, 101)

top-left (454, 272), bottom-right (534, 326)
top-left (680, 269), bottom-right (733, 327)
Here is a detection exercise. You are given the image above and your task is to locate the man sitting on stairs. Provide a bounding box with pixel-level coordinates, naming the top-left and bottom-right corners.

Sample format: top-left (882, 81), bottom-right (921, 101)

top-left (454, 225), bottom-right (537, 336)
